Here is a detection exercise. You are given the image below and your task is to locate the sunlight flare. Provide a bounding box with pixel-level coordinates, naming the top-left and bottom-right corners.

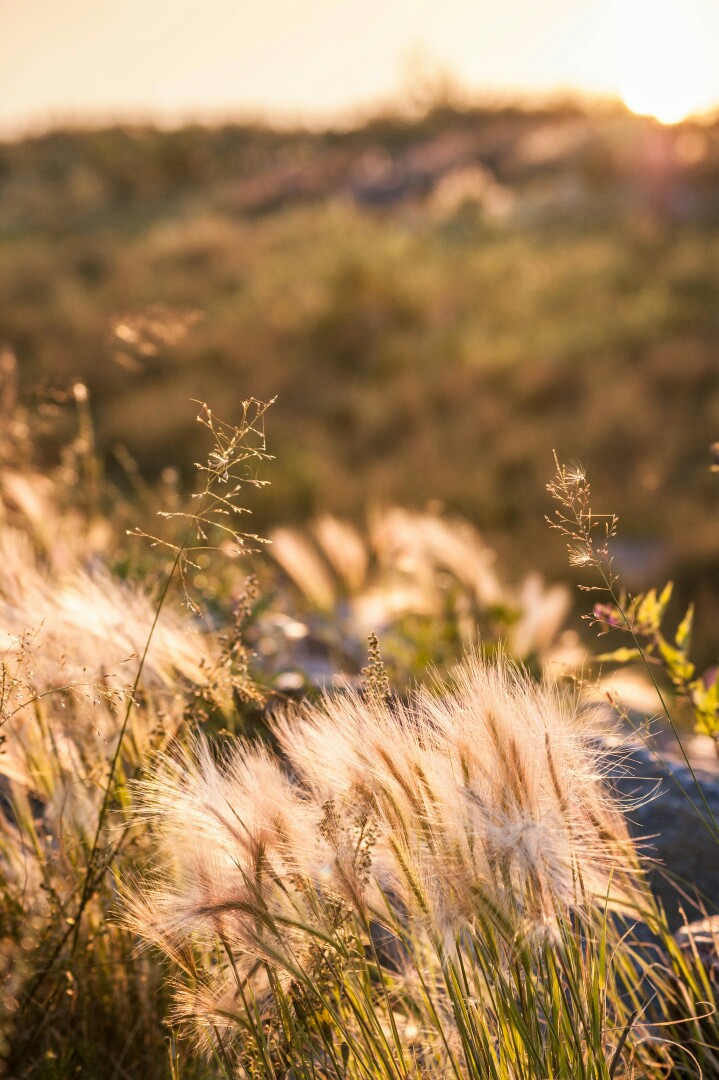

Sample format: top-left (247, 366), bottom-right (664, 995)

top-left (612, 0), bottom-right (709, 124)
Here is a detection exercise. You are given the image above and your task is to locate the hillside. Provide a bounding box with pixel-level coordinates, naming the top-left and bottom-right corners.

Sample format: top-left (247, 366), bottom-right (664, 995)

top-left (5, 100), bottom-right (719, 1080)
top-left (2, 102), bottom-right (719, 641)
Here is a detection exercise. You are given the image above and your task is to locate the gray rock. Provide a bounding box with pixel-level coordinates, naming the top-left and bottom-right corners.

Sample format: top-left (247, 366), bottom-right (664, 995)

top-left (675, 915), bottom-right (719, 980)
top-left (609, 742), bottom-right (719, 927)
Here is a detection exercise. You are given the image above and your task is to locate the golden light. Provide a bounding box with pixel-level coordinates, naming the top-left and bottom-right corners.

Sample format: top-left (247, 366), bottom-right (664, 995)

top-left (612, 0), bottom-right (708, 124)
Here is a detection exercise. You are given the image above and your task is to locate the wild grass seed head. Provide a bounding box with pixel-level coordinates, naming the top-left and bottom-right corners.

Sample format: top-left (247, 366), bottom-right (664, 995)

top-left (124, 652), bottom-right (643, 1053)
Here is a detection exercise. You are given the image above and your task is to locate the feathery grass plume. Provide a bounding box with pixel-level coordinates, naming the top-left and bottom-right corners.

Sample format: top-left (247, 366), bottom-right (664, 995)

top-left (0, 536), bottom-right (211, 692)
top-left (277, 652), bottom-right (642, 929)
top-left (0, 540), bottom-right (215, 1072)
top-left (313, 514), bottom-right (368, 593)
top-left (0, 396), bottom-right (272, 1075)
top-left (370, 506), bottom-right (504, 608)
top-left (266, 508), bottom-right (570, 688)
top-left (124, 653), bottom-right (658, 1077)
top-left (369, 508), bottom-right (570, 663)
top-left (269, 527), bottom-right (337, 611)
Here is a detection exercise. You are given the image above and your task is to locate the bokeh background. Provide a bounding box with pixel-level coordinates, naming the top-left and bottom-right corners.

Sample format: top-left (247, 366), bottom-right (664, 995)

top-left (2, 0), bottom-right (719, 656)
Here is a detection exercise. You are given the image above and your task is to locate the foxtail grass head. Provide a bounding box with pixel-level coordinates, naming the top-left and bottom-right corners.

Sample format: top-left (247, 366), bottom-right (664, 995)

top-left (123, 652), bottom-right (643, 1058)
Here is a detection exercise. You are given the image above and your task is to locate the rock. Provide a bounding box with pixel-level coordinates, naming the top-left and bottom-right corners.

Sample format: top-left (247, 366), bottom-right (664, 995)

top-left (608, 742), bottom-right (719, 927)
top-left (674, 915), bottom-right (719, 980)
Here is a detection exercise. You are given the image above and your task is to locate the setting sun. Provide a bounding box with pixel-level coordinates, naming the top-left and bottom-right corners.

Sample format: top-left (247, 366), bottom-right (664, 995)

top-left (612, 0), bottom-right (710, 124)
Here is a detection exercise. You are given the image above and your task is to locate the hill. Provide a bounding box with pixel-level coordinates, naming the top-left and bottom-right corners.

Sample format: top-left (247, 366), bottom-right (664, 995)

top-left (2, 101), bottom-right (719, 649)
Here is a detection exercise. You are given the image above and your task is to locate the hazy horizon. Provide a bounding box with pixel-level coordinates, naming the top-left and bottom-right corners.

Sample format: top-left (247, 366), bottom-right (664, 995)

top-left (3, 0), bottom-right (719, 137)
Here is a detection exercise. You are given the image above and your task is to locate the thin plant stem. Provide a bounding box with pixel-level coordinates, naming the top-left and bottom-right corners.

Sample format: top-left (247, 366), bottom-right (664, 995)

top-left (547, 455), bottom-right (719, 844)
top-left (595, 562), bottom-right (719, 845)
top-left (19, 400), bottom-right (272, 1026)
top-left (19, 505), bottom-right (204, 1027)
top-left (71, 504), bottom-right (204, 954)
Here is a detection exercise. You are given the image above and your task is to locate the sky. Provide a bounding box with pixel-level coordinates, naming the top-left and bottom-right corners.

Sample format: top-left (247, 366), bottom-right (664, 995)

top-left (1, 0), bottom-right (718, 135)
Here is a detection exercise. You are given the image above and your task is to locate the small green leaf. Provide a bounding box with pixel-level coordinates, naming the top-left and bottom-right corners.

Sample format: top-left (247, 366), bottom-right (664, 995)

top-left (657, 637), bottom-right (695, 684)
top-left (689, 676), bottom-right (719, 737)
top-left (634, 590), bottom-right (655, 630)
top-left (595, 648), bottom-right (643, 664)
top-left (675, 603), bottom-right (694, 653)
top-left (658, 580), bottom-right (674, 611)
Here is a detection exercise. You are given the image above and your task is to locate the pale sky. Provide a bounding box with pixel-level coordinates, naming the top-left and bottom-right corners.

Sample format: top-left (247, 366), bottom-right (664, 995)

top-left (1, 0), bottom-right (718, 134)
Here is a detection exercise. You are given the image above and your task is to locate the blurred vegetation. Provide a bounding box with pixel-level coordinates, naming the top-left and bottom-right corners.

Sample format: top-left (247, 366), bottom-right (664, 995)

top-left (2, 104), bottom-right (719, 1068)
top-left (2, 100), bottom-right (719, 652)
top-left (1, 379), bottom-right (718, 1079)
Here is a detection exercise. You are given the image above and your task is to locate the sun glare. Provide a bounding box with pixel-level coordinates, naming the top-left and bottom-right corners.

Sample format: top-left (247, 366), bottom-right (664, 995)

top-left (612, 0), bottom-right (708, 124)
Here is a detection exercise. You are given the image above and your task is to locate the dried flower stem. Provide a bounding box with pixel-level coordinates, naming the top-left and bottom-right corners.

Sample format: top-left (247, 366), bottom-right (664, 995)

top-left (21, 398), bottom-right (273, 1020)
top-left (547, 453), bottom-right (719, 844)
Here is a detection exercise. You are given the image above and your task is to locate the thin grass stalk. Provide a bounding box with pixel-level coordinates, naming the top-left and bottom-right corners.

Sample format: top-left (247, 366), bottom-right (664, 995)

top-left (594, 559), bottom-right (719, 846)
top-left (547, 455), bottom-right (719, 845)
top-left (14, 401), bottom-right (272, 1055)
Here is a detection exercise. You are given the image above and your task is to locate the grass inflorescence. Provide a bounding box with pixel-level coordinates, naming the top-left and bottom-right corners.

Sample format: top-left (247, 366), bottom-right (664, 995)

top-left (1, 386), bottom-right (719, 1078)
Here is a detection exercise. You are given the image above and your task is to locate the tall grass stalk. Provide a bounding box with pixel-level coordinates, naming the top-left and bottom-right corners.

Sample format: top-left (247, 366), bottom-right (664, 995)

top-left (75, 400), bottom-right (272, 933)
top-left (546, 455), bottom-right (719, 846)
top-left (9, 399), bottom-right (272, 1066)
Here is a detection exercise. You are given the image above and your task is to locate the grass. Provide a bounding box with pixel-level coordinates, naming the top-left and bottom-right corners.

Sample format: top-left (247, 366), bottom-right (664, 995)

top-left (0, 389), bottom-right (271, 1076)
top-left (0, 379), bottom-right (718, 1078)
top-left (2, 99), bottom-right (719, 1072)
top-left (121, 655), bottom-right (655, 1079)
